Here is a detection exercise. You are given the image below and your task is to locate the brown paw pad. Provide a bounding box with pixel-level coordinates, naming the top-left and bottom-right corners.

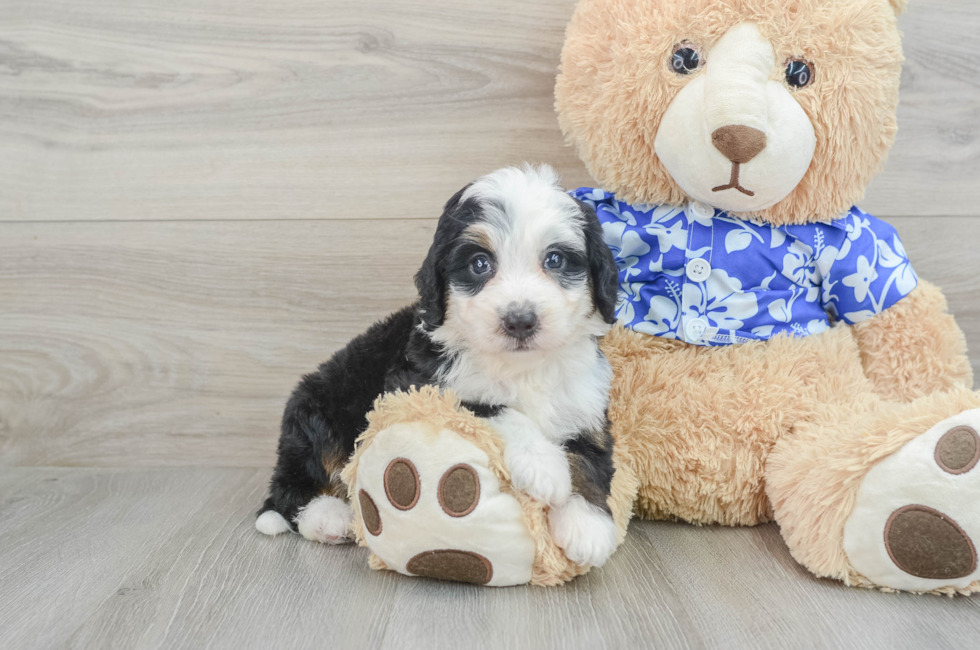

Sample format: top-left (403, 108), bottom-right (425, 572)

top-left (438, 464), bottom-right (480, 517)
top-left (935, 426), bottom-right (980, 475)
top-left (384, 458), bottom-right (420, 510)
top-left (405, 550), bottom-right (493, 585)
top-left (884, 505), bottom-right (977, 580)
top-left (359, 490), bottom-right (382, 536)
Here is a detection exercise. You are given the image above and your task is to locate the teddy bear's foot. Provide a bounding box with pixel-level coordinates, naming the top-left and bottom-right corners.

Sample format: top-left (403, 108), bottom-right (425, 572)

top-left (844, 408), bottom-right (980, 592)
top-left (352, 423), bottom-right (537, 586)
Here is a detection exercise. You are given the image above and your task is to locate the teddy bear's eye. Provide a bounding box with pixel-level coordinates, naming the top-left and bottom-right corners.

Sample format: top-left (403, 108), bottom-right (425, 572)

top-left (786, 59), bottom-right (814, 88)
top-left (671, 44), bottom-right (703, 75)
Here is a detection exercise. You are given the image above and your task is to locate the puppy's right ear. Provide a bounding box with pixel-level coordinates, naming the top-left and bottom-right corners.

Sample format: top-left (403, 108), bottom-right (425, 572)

top-left (415, 183), bottom-right (471, 331)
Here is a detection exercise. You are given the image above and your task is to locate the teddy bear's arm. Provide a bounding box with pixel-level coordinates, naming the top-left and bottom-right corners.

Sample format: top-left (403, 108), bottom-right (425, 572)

top-left (851, 280), bottom-right (973, 402)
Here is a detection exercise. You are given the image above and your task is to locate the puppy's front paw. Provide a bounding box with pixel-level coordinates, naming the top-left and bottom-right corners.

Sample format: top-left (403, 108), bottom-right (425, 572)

top-left (295, 495), bottom-right (353, 545)
top-left (505, 440), bottom-right (572, 506)
top-left (549, 495), bottom-right (618, 567)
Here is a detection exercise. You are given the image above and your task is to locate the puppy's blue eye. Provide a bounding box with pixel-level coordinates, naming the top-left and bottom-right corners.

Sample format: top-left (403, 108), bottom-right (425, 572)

top-left (470, 255), bottom-right (492, 275)
top-left (544, 252), bottom-right (564, 270)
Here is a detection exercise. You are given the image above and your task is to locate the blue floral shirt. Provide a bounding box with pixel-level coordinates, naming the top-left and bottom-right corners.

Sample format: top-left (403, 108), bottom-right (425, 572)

top-left (573, 188), bottom-right (918, 346)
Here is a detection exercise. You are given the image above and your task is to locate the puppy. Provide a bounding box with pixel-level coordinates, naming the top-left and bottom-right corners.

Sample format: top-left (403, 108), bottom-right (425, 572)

top-left (256, 165), bottom-right (620, 567)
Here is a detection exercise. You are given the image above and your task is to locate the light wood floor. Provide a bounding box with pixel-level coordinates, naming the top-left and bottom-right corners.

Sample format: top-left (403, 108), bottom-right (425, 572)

top-left (2, 1), bottom-right (980, 648)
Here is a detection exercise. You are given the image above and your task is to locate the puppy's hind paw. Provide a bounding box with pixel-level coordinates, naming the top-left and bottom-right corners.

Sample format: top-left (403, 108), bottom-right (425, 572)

top-left (504, 440), bottom-right (572, 506)
top-left (549, 495), bottom-right (618, 568)
top-left (295, 495), bottom-right (354, 545)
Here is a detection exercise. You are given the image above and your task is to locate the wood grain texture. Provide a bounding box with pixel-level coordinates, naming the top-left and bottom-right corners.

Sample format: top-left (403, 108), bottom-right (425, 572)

top-left (1, 0), bottom-right (978, 223)
top-left (0, 219), bottom-right (431, 467)
top-left (0, 468), bottom-right (978, 650)
top-left (2, 216), bottom-right (978, 468)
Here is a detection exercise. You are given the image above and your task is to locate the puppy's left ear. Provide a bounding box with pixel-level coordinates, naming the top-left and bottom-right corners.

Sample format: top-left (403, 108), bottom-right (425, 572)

top-left (577, 199), bottom-right (619, 324)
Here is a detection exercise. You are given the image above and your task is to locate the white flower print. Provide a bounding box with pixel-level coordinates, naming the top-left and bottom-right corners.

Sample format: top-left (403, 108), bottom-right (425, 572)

top-left (644, 222), bottom-right (688, 254)
top-left (649, 205), bottom-right (686, 225)
top-left (616, 282), bottom-right (645, 324)
top-left (767, 297), bottom-right (796, 323)
top-left (619, 210), bottom-right (638, 226)
top-left (806, 319), bottom-right (829, 335)
top-left (842, 255), bottom-right (878, 303)
top-left (877, 235), bottom-right (918, 296)
top-left (770, 227), bottom-right (787, 249)
top-left (780, 237), bottom-right (839, 303)
top-left (635, 294), bottom-right (681, 338)
top-left (682, 268), bottom-right (759, 331)
top-left (602, 221), bottom-right (651, 279)
top-left (837, 213), bottom-right (871, 260)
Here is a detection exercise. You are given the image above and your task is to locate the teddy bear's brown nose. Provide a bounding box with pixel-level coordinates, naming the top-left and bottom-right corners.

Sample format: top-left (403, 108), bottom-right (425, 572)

top-left (711, 125), bottom-right (767, 164)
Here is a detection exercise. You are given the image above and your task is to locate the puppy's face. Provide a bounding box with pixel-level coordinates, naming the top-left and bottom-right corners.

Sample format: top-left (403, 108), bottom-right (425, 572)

top-left (417, 166), bottom-right (617, 356)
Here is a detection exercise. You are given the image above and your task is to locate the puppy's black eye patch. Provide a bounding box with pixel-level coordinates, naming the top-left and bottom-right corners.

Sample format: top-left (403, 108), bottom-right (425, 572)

top-left (446, 244), bottom-right (496, 295)
top-left (544, 246), bottom-right (588, 289)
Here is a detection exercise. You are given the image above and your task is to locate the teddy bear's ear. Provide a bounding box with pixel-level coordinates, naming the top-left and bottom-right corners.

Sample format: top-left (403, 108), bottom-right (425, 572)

top-left (887, 0), bottom-right (907, 15)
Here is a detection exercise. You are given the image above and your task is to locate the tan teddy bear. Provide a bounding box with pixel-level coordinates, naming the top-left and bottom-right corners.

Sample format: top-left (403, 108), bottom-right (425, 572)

top-left (343, 0), bottom-right (980, 594)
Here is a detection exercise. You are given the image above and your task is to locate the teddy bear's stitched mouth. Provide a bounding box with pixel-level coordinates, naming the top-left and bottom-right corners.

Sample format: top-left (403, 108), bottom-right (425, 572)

top-left (712, 162), bottom-right (755, 197)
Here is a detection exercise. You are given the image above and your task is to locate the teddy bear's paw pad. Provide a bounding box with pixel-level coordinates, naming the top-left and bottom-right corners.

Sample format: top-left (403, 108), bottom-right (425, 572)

top-left (384, 458), bottom-right (420, 510)
top-left (438, 464), bottom-right (480, 516)
top-left (354, 423), bottom-right (536, 586)
top-left (935, 426), bottom-right (980, 475)
top-left (406, 549), bottom-right (493, 585)
top-left (884, 505), bottom-right (976, 580)
top-left (359, 490), bottom-right (383, 536)
top-left (844, 409), bottom-right (980, 591)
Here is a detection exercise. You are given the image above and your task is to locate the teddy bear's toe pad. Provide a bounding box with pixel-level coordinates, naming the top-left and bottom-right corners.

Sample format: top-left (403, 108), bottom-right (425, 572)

top-left (359, 490), bottom-right (383, 536)
top-left (438, 464), bottom-right (480, 516)
top-left (406, 550), bottom-right (493, 585)
top-left (844, 409), bottom-right (980, 591)
top-left (354, 423), bottom-right (536, 586)
top-left (935, 426), bottom-right (980, 475)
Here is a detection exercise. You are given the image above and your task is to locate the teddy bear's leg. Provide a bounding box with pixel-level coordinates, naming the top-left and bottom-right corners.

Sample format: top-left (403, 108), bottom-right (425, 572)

top-left (852, 281), bottom-right (974, 402)
top-left (767, 388), bottom-right (980, 594)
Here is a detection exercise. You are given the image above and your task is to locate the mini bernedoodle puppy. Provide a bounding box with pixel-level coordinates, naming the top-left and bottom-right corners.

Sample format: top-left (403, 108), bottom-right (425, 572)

top-left (256, 165), bottom-right (621, 567)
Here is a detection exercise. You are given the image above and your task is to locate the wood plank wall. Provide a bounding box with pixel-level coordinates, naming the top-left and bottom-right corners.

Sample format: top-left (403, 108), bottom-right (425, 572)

top-left (2, 0), bottom-right (979, 468)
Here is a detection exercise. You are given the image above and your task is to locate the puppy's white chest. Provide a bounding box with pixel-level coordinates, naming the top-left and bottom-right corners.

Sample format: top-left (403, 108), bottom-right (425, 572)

top-left (511, 367), bottom-right (609, 440)
top-left (440, 339), bottom-right (613, 439)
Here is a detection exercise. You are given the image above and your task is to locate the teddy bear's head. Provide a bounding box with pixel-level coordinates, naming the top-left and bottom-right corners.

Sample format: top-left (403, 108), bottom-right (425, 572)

top-left (556, 0), bottom-right (906, 225)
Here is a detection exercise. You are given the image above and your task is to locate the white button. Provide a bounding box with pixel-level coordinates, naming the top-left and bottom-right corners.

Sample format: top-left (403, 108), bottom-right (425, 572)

top-left (685, 318), bottom-right (708, 342)
top-left (686, 258), bottom-right (712, 282)
top-left (689, 201), bottom-right (715, 220)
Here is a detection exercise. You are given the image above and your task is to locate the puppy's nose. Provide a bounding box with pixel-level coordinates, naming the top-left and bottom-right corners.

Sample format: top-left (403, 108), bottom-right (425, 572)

top-left (711, 125), bottom-right (767, 164)
top-left (501, 308), bottom-right (539, 341)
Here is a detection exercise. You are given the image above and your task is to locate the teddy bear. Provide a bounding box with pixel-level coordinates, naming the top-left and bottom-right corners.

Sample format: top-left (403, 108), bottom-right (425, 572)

top-left (341, 0), bottom-right (980, 594)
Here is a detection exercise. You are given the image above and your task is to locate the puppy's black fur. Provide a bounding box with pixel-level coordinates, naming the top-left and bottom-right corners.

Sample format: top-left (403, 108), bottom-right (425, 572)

top-left (259, 183), bottom-right (619, 528)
